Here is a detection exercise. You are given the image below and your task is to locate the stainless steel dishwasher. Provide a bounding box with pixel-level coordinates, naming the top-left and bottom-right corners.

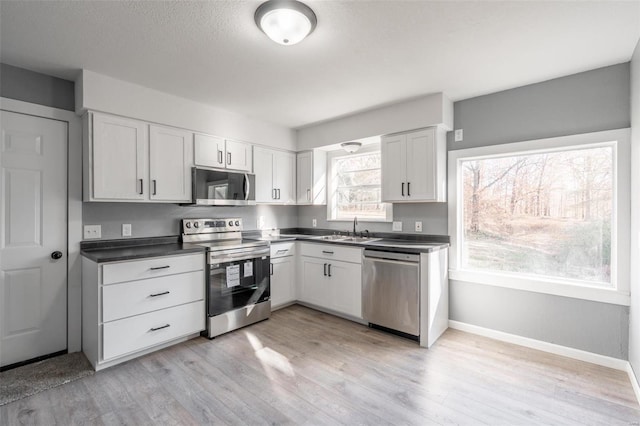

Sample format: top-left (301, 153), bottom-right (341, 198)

top-left (362, 249), bottom-right (420, 339)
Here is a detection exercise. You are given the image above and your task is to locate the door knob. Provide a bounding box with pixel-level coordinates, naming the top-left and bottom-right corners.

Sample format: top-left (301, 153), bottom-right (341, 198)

top-left (51, 251), bottom-right (63, 260)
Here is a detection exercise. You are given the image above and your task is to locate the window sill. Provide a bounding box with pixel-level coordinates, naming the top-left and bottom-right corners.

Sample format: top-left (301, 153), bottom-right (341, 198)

top-left (449, 269), bottom-right (630, 306)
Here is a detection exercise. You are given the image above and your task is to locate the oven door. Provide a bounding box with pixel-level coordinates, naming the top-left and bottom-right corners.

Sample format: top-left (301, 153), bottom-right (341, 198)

top-left (207, 247), bottom-right (270, 316)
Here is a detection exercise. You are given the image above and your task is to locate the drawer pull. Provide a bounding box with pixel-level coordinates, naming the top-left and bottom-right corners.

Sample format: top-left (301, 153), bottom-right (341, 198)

top-left (149, 291), bottom-right (170, 297)
top-left (276, 249), bottom-right (288, 254)
top-left (150, 265), bottom-right (170, 270)
top-left (322, 250), bottom-right (334, 254)
top-left (150, 324), bottom-right (171, 332)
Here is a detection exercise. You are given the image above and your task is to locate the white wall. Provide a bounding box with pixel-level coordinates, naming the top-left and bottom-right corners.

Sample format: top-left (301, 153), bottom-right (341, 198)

top-left (296, 93), bottom-right (453, 150)
top-left (76, 70), bottom-right (297, 151)
top-left (629, 39), bottom-right (640, 382)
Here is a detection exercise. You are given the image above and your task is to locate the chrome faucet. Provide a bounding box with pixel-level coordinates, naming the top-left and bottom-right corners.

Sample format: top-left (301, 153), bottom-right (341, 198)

top-left (353, 216), bottom-right (358, 236)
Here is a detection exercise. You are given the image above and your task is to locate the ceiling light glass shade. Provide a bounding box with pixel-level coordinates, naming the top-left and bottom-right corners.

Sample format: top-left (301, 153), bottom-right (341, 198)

top-left (341, 142), bottom-right (362, 153)
top-left (255, 0), bottom-right (317, 46)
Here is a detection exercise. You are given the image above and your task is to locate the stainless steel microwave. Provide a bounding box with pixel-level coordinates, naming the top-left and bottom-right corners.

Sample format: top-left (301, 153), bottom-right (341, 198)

top-left (187, 167), bottom-right (256, 206)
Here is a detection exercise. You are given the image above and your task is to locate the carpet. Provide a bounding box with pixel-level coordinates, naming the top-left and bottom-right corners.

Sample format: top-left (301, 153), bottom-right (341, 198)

top-left (0, 352), bottom-right (94, 406)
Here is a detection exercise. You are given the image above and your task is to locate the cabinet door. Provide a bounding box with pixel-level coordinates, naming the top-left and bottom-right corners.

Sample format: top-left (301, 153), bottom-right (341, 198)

top-left (194, 133), bottom-right (225, 168)
top-left (271, 257), bottom-right (295, 308)
top-left (149, 125), bottom-right (193, 202)
top-left (92, 113), bottom-right (147, 200)
top-left (296, 151), bottom-right (312, 204)
top-left (253, 147), bottom-right (274, 202)
top-left (299, 256), bottom-right (330, 308)
top-left (273, 151), bottom-right (296, 204)
top-left (329, 261), bottom-right (362, 318)
top-left (405, 128), bottom-right (436, 201)
top-left (225, 139), bottom-right (253, 172)
top-left (381, 134), bottom-right (406, 202)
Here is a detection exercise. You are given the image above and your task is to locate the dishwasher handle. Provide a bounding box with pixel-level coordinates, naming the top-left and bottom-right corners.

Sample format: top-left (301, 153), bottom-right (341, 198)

top-left (364, 249), bottom-right (420, 263)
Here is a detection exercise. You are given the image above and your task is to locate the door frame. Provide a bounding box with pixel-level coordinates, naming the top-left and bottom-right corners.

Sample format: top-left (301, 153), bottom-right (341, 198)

top-left (1, 97), bottom-right (83, 353)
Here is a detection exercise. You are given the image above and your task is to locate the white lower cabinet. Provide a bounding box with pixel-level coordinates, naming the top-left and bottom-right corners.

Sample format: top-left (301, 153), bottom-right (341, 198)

top-left (298, 243), bottom-right (362, 319)
top-left (270, 242), bottom-right (296, 309)
top-left (82, 252), bottom-right (206, 370)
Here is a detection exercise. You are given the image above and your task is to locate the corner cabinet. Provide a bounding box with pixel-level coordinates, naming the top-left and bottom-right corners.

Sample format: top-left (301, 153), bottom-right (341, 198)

top-left (84, 112), bottom-right (193, 202)
top-left (254, 146), bottom-right (296, 204)
top-left (381, 127), bottom-right (447, 203)
top-left (298, 243), bottom-right (362, 319)
top-left (296, 150), bottom-right (327, 205)
top-left (194, 133), bottom-right (252, 172)
top-left (82, 253), bottom-right (206, 371)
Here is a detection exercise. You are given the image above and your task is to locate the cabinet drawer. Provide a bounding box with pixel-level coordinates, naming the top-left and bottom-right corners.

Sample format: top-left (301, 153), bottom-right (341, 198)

top-left (102, 271), bottom-right (205, 322)
top-left (102, 301), bottom-right (204, 361)
top-left (270, 242), bottom-right (295, 258)
top-left (102, 253), bottom-right (204, 285)
top-left (300, 243), bottom-right (362, 264)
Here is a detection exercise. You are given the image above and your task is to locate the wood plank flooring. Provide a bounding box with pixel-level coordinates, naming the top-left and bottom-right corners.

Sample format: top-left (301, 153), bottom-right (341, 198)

top-left (2, 304), bottom-right (639, 425)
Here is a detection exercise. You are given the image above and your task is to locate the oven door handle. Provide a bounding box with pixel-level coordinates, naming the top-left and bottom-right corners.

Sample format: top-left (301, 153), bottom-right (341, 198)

top-left (210, 249), bottom-right (270, 264)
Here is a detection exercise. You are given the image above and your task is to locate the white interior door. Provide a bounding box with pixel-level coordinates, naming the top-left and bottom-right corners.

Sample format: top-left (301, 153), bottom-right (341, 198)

top-left (0, 110), bottom-right (68, 368)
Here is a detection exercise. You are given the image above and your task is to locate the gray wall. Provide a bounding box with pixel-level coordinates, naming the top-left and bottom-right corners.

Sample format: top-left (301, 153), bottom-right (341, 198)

top-left (297, 203), bottom-right (448, 235)
top-left (83, 203), bottom-right (299, 240)
top-left (629, 41), bottom-right (640, 377)
top-left (449, 62), bottom-right (631, 359)
top-left (0, 63), bottom-right (75, 111)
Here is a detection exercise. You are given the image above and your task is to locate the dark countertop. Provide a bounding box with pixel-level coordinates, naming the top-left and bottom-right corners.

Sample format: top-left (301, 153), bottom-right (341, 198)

top-left (81, 236), bottom-right (206, 263)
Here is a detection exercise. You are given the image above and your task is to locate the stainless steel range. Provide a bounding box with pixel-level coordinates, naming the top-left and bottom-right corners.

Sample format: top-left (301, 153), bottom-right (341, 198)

top-left (181, 218), bottom-right (270, 339)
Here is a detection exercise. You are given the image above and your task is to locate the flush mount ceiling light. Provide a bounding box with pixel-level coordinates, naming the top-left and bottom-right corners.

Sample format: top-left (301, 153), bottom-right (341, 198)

top-left (341, 142), bottom-right (362, 153)
top-left (255, 0), bottom-right (317, 46)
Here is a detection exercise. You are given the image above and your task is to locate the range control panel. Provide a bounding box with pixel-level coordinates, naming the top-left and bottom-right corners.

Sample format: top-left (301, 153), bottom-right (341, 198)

top-left (182, 218), bottom-right (243, 235)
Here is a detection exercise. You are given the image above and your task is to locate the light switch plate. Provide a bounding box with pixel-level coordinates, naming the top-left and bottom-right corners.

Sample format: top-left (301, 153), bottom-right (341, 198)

top-left (84, 225), bottom-right (101, 239)
top-left (392, 221), bottom-right (402, 232)
top-left (415, 221), bottom-right (423, 232)
top-left (454, 129), bottom-right (464, 142)
top-left (122, 223), bottom-right (132, 237)
top-left (312, 218), bottom-right (317, 228)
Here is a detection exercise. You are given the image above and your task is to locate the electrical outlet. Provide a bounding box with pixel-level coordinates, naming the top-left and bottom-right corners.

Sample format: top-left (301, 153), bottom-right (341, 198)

top-left (312, 218), bottom-right (317, 228)
top-left (454, 129), bottom-right (464, 142)
top-left (415, 221), bottom-right (423, 232)
top-left (122, 223), bottom-right (132, 237)
top-left (392, 221), bottom-right (402, 232)
top-left (257, 216), bottom-right (265, 229)
top-left (84, 225), bottom-right (101, 239)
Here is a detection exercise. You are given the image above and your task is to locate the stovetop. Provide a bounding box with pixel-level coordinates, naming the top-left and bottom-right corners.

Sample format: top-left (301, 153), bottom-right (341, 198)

top-left (192, 238), bottom-right (268, 252)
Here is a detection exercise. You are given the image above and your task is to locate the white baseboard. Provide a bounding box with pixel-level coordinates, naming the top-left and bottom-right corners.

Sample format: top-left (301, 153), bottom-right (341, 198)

top-left (627, 363), bottom-right (640, 405)
top-left (448, 320), bottom-right (629, 371)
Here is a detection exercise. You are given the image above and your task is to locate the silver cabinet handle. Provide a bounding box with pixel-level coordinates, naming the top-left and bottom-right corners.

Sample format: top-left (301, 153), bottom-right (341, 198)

top-left (270, 263), bottom-right (273, 276)
top-left (307, 188), bottom-right (311, 202)
top-left (150, 324), bottom-right (170, 332)
top-left (227, 152), bottom-right (232, 165)
top-left (277, 189), bottom-right (281, 199)
top-left (139, 178), bottom-right (144, 195)
top-left (273, 188), bottom-right (277, 199)
top-left (150, 265), bottom-right (170, 270)
top-left (218, 150), bottom-right (223, 164)
top-left (149, 291), bottom-right (170, 297)
top-left (276, 249), bottom-right (288, 254)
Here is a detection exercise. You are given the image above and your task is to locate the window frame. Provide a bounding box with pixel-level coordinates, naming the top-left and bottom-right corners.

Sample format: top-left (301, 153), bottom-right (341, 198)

top-left (326, 143), bottom-right (393, 223)
top-left (447, 129), bottom-right (630, 306)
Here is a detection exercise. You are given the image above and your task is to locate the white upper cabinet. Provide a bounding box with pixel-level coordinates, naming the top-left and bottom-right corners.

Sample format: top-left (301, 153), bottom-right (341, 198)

top-left (254, 146), bottom-right (296, 204)
top-left (91, 113), bottom-right (147, 200)
top-left (381, 127), bottom-right (446, 202)
top-left (85, 112), bottom-right (193, 202)
top-left (194, 134), bottom-right (252, 172)
top-left (149, 125), bottom-right (193, 202)
top-left (296, 150), bottom-right (327, 205)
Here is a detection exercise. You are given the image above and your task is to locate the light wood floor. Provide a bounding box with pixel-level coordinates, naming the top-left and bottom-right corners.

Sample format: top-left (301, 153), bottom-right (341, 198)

top-left (2, 305), bottom-right (639, 425)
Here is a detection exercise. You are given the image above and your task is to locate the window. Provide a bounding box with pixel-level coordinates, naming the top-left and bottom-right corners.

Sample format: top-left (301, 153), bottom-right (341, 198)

top-left (327, 146), bottom-right (392, 221)
top-left (448, 129), bottom-right (630, 305)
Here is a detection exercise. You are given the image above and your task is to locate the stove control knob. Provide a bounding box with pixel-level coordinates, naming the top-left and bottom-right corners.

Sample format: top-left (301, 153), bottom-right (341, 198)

top-left (193, 222), bottom-right (199, 228)
top-left (185, 222), bottom-right (191, 228)
top-left (235, 220), bottom-right (240, 226)
top-left (228, 221), bottom-right (233, 227)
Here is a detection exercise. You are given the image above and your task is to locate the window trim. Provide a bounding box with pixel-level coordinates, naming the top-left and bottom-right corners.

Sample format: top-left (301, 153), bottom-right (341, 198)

top-left (447, 128), bottom-right (631, 306)
top-left (326, 144), bottom-right (393, 223)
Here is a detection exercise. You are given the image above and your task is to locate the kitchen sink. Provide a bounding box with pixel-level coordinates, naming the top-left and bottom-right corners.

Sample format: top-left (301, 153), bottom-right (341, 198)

top-left (340, 237), bottom-right (382, 243)
top-left (316, 235), bottom-right (348, 241)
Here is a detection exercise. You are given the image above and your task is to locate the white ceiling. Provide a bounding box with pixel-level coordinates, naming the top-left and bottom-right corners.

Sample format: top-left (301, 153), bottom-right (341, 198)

top-left (1, 1), bottom-right (639, 129)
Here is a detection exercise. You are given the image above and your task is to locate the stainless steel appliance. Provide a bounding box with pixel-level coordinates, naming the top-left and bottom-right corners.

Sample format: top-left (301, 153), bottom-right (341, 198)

top-left (186, 167), bottom-right (256, 206)
top-left (181, 218), bottom-right (270, 338)
top-left (362, 249), bottom-right (420, 340)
